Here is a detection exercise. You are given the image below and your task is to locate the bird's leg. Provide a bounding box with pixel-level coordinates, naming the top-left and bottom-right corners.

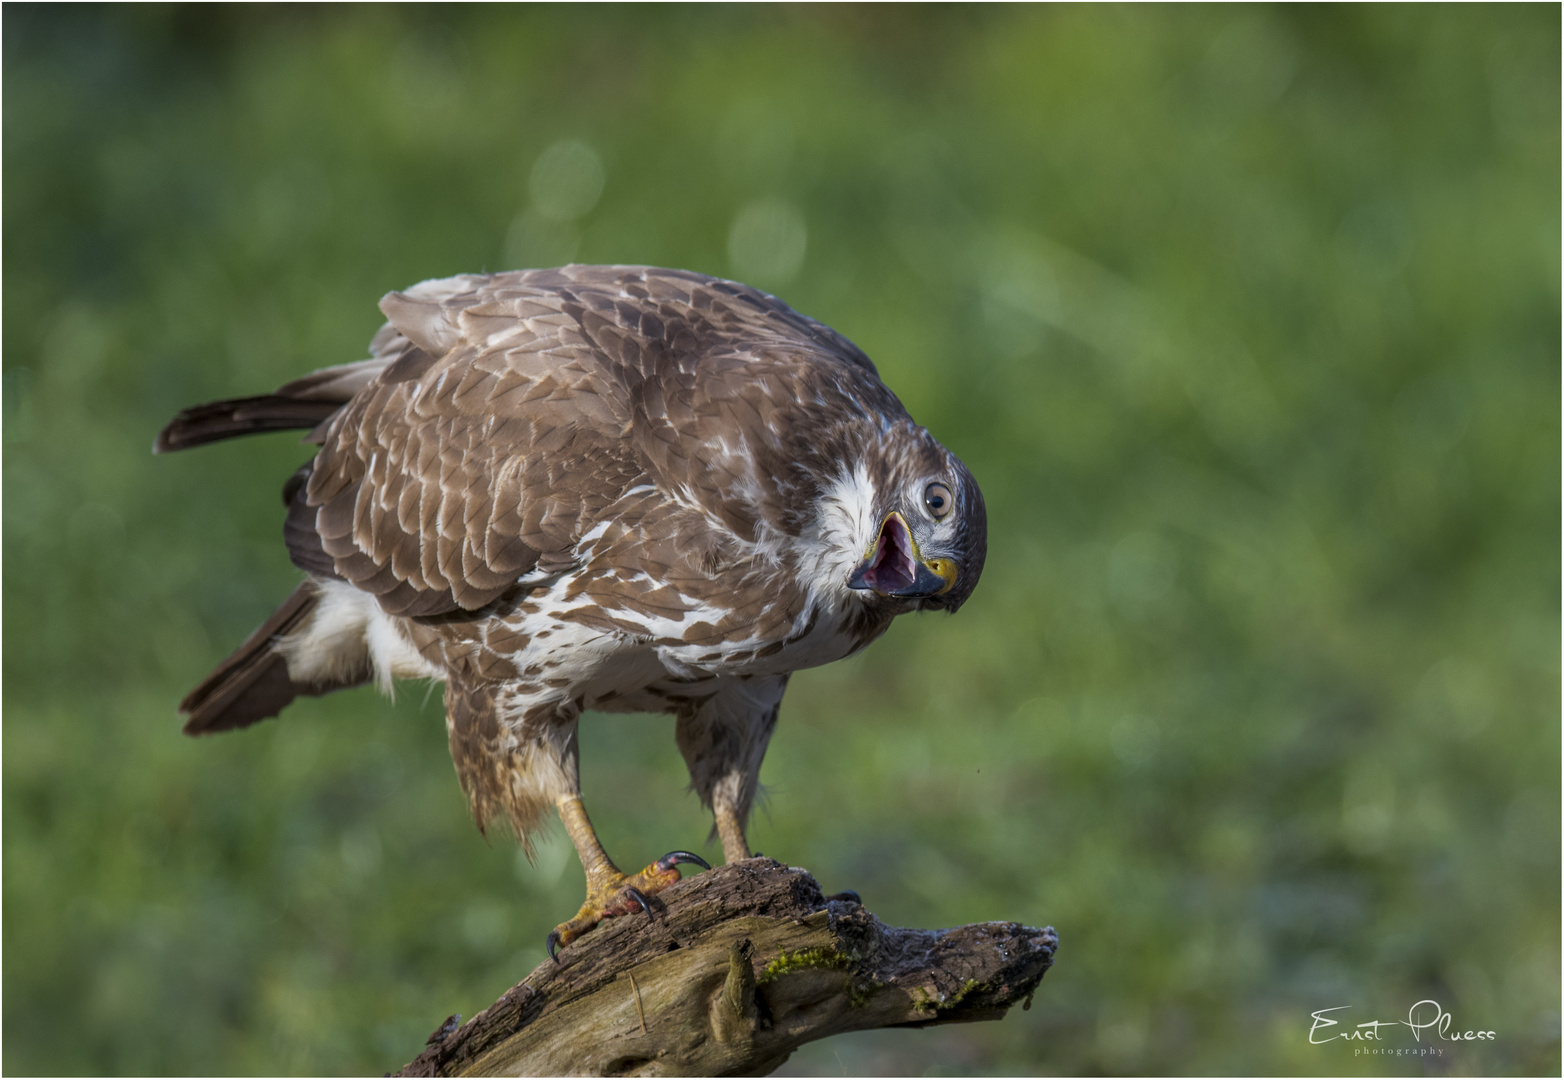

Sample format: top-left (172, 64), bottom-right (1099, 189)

top-left (674, 676), bottom-right (787, 865)
top-left (547, 793), bottom-right (708, 961)
top-left (713, 798), bottom-right (751, 864)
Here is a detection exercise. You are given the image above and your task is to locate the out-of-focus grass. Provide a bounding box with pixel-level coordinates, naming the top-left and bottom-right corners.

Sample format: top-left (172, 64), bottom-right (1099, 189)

top-left (3, 6), bottom-right (1557, 1075)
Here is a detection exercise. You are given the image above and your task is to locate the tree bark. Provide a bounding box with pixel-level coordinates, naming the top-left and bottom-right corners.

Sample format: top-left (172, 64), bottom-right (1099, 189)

top-left (396, 858), bottom-right (1058, 1077)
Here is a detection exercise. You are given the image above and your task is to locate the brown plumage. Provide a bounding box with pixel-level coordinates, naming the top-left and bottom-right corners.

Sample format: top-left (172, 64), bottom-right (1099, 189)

top-left (158, 265), bottom-right (987, 955)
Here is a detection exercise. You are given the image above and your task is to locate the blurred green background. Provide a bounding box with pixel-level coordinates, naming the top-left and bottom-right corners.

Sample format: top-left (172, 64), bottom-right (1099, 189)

top-left (4, 5), bottom-right (1558, 1076)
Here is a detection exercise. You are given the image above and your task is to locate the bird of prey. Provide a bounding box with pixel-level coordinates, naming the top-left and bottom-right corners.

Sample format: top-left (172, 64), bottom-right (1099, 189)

top-left (156, 265), bottom-right (986, 959)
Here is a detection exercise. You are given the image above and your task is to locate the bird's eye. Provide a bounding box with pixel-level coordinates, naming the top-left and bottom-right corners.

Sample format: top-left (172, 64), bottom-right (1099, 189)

top-left (924, 482), bottom-right (953, 520)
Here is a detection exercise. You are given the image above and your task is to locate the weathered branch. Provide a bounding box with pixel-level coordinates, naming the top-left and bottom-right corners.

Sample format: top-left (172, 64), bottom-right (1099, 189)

top-left (396, 858), bottom-right (1057, 1077)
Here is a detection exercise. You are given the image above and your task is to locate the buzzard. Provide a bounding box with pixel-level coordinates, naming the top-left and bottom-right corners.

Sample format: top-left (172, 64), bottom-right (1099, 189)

top-left (156, 265), bottom-right (987, 958)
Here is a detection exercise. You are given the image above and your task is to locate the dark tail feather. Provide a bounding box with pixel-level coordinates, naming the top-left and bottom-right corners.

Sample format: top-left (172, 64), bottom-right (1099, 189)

top-left (153, 395), bottom-right (341, 454)
top-left (180, 581), bottom-right (364, 735)
top-left (154, 357), bottom-right (396, 454)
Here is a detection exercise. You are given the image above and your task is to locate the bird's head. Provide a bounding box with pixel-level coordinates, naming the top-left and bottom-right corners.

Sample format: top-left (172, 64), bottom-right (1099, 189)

top-left (841, 426), bottom-right (987, 613)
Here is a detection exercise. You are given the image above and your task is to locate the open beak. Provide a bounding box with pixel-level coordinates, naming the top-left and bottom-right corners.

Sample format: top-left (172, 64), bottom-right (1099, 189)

top-left (846, 511), bottom-right (958, 597)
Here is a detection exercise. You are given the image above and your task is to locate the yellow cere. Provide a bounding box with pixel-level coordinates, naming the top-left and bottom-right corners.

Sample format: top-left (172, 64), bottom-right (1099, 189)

top-left (925, 558), bottom-right (959, 594)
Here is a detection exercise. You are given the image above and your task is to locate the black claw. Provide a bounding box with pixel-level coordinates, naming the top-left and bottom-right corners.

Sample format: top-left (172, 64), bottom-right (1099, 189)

top-left (827, 890), bottom-right (862, 905)
top-left (624, 886), bottom-right (652, 916)
top-left (546, 929), bottom-right (563, 964)
top-left (655, 850), bottom-right (712, 872)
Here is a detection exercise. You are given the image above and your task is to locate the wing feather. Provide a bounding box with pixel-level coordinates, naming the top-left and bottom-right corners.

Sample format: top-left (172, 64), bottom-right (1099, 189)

top-left (286, 266), bottom-right (906, 619)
